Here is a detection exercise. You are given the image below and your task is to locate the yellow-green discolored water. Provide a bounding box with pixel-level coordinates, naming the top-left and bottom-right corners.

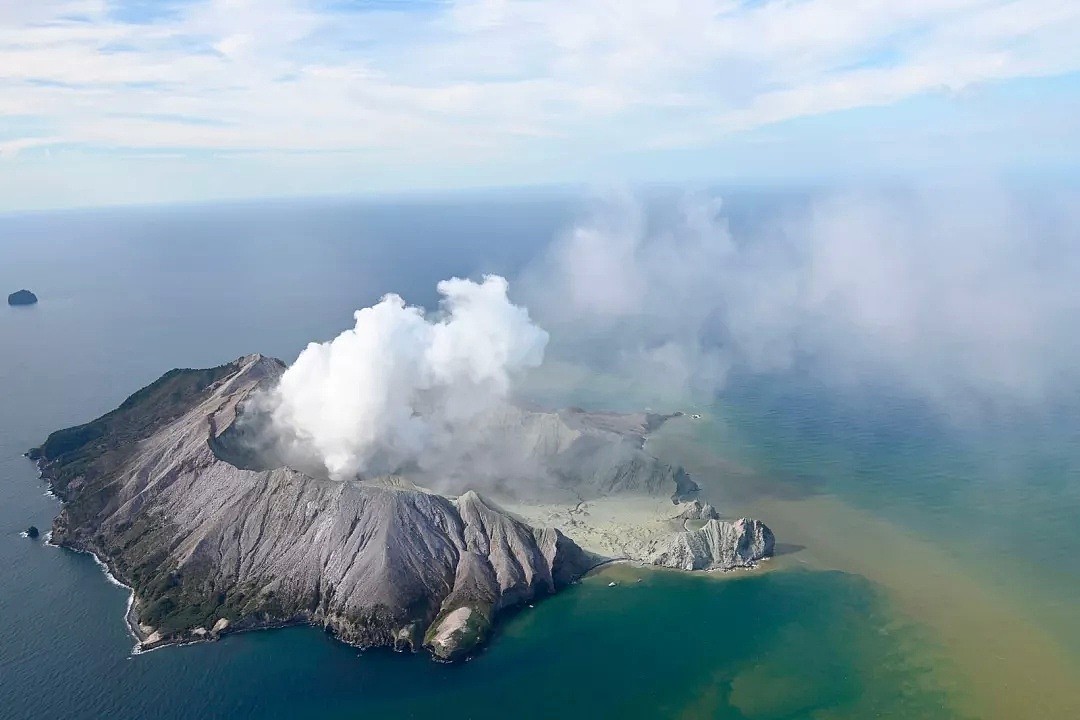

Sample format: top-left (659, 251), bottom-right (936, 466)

top-left (648, 411), bottom-right (1080, 720)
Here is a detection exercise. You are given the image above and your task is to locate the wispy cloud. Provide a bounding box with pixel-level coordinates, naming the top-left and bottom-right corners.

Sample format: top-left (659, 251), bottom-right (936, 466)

top-left (0, 1), bottom-right (1078, 205)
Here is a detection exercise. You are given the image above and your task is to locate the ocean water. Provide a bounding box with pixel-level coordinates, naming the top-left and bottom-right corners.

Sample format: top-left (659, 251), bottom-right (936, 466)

top-left (716, 375), bottom-right (1080, 643)
top-left (1, 194), bottom-right (1077, 719)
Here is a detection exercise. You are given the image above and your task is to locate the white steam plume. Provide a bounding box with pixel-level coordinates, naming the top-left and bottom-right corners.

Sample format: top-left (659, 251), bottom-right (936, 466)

top-left (268, 275), bottom-right (548, 480)
top-left (521, 185), bottom-right (1080, 414)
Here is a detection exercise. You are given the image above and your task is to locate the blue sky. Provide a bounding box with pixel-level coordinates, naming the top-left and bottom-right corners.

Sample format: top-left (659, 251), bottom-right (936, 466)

top-left (1, 0), bottom-right (1078, 210)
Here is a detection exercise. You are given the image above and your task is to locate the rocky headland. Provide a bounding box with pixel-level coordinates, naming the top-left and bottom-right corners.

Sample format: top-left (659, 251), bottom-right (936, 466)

top-left (30, 354), bottom-right (773, 660)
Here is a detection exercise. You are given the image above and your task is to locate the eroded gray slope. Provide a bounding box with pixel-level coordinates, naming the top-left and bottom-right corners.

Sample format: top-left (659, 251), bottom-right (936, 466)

top-left (34, 355), bottom-right (592, 659)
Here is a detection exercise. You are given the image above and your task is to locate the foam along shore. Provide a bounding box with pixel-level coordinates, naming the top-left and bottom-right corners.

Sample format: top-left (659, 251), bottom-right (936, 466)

top-left (40, 533), bottom-right (141, 649)
top-left (34, 461), bottom-right (158, 652)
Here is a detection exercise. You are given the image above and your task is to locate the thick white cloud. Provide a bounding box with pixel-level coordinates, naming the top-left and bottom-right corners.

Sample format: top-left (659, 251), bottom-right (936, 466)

top-left (1, 1), bottom-right (1078, 154)
top-left (0, 1), bottom-right (1078, 206)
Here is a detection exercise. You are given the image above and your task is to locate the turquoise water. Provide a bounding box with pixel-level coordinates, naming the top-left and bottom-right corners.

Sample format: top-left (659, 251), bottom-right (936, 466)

top-left (2, 195), bottom-right (1075, 718)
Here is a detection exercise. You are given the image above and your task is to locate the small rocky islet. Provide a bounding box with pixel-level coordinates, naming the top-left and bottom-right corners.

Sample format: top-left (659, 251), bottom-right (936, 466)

top-left (29, 354), bottom-right (774, 661)
top-left (7, 289), bottom-right (38, 306)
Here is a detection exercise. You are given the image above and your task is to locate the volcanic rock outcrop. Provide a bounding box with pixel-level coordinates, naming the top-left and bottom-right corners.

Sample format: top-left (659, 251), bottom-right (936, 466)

top-left (649, 518), bottom-right (775, 571)
top-left (673, 499), bottom-right (720, 522)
